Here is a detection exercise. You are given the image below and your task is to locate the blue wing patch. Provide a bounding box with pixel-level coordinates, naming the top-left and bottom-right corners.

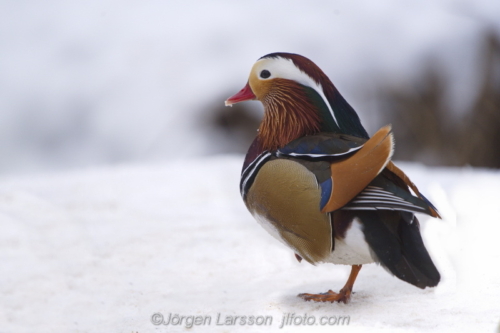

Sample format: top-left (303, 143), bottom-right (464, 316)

top-left (319, 178), bottom-right (333, 211)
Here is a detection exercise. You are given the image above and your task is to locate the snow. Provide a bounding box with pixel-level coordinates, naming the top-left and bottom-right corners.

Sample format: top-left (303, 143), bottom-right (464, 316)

top-left (1, 157), bottom-right (499, 332)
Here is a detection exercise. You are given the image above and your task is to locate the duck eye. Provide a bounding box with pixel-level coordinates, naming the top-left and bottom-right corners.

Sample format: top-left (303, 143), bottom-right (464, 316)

top-left (260, 70), bottom-right (271, 79)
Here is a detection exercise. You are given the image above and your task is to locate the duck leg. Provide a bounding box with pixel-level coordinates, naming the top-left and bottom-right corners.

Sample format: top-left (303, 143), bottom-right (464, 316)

top-left (298, 265), bottom-right (362, 303)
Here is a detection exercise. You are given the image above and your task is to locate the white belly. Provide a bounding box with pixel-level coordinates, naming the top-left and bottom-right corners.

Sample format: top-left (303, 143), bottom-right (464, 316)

top-left (323, 218), bottom-right (375, 265)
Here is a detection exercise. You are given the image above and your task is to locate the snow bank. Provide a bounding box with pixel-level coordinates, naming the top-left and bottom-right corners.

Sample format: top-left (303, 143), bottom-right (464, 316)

top-left (0, 157), bottom-right (499, 332)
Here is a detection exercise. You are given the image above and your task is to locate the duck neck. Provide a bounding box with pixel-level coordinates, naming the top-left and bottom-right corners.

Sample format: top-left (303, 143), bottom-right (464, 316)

top-left (258, 80), bottom-right (321, 151)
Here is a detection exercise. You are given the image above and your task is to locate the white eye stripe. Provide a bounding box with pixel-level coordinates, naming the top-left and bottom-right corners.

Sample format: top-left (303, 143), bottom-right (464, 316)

top-left (254, 57), bottom-right (339, 127)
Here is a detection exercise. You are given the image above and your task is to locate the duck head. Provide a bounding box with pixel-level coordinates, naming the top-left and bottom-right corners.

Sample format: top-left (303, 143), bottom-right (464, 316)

top-left (226, 53), bottom-right (369, 150)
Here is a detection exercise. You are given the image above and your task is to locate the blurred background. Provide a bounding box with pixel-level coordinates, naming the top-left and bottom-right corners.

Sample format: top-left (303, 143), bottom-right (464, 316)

top-left (0, 0), bottom-right (499, 175)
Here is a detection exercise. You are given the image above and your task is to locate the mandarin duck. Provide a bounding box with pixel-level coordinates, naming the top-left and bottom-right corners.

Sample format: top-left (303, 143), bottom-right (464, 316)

top-left (225, 53), bottom-right (440, 303)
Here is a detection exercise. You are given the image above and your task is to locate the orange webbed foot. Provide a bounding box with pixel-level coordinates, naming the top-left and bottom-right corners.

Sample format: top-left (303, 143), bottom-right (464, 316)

top-left (298, 288), bottom-right (352, 304)
top-left (298, 265), bottom-right (362, 304)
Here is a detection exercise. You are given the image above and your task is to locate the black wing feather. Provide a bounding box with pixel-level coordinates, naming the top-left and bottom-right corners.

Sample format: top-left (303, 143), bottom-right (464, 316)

top-left (357, 210), bottom-right (440, 288)
top-left (277, 132), bottom-right (366, 158)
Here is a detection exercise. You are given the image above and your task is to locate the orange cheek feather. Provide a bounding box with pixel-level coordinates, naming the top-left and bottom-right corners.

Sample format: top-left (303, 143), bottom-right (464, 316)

top-left (249, 75), bottom-right (272, 101)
